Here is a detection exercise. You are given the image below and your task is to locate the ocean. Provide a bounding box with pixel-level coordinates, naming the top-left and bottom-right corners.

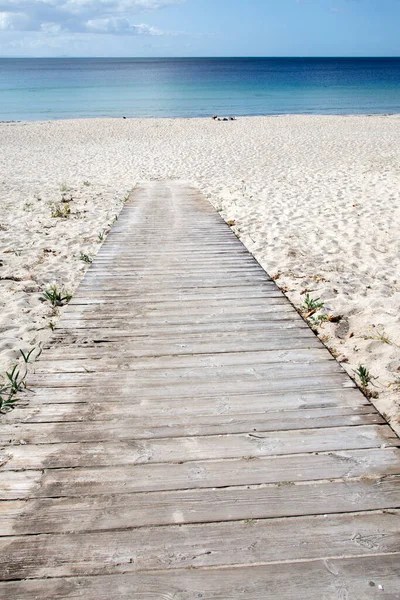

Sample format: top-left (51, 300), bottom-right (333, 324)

top-left (1, 57), bottom-right (399, 121)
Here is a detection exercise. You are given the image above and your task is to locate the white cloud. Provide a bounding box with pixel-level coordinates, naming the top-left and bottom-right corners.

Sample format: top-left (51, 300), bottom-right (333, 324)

top-left (0, 0), bottom-right (182, 34)
top-left (0, 11), bottom-right (31, 30)
top-left (85, 17), bottom-right (161, 35)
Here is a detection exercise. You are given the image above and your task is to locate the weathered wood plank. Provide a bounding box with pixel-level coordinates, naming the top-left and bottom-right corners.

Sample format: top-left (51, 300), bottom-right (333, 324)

top-left (61, 296), bottom-right (290, 316)
top-left (53, 317), bottom-right (303, 336)
top-left (46, 328), bottom-right (317, 350)
top-left (54, 313), bottom-right (305, 329)
top-left (83, 264), bottom-right (267, 273)
top-left (2, 448), bottom-right (399, 500)
top-left (25, 378), bottom-right (355, 403)
top-left (77, 279), bottom-right (274, 291)
top-left (33, 348), bottom-right (332, 374)
top-left (1, 477), bottom-right (399, 536)
top-left (50, 321), bottom-right (310, 339)
top-left (0, 406), bottom-right (384, 445)
top-left (41, 335), bottom-right (322, 359)
top-left (68, 289), bottom-right (284, 304)
top-left (4, 556), bottom-right (399, 600)
top-left (1, 425), bottom-right (398, 471)
top-left (85, 268), bottom-right (266, 276)
top-left (27, 361), bottom-right (348, 388)
top-left (3, 387), bottom-right (367, 416)
top-left (75, 281), bottom-right (277, 294)
top-left (60, 304), bottom-right (296, 323)
top-left (2, 511), bottom-right (399, 581)
top-left (71, 284), bottom-right (279, 299)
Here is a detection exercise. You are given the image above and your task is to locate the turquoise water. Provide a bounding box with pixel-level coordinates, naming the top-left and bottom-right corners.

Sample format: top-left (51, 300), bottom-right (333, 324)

top-left (1, 57), bottom-right (399, 121)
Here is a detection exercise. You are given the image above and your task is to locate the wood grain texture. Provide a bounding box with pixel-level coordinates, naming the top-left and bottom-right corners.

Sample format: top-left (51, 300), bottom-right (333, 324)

top-left (2, 424), bottom-right (398, 471)
top-left (1, 556), bottom-right (400, 599)
top-left (1, 448), bottom-right (399, 500)
top-left (1, 181), bottom-right (399, 598)
top-left (0, 406), bottom-right (385, 445)
top-left (2, 511), bottom-right (400, 580)
top-left (2, 477), bottom-right (400, 536)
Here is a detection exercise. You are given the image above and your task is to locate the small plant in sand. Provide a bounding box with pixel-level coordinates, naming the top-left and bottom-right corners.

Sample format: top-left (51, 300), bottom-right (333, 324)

top-left (83, 180), bottom-right (91, 187)
top-left (51, 202), bottom-right (71, 218)
top-left (309, 314), bottom-right (328, 327)
top-left (98, 231), bottom-right (105, 242)
top-left (302, 294), bottom-right (324, 313)
top-left (362, 329), bottom-right (399, 348)
top-left (301, 294), bottom-right (327, 327)
top-left (123, 190), bottom-right (133, 203)
top-left (48, 321), bottom-right (56, 331)
top-left (0, 378), bottom-right (25, 414)
top-left (354, 365), bottom-right (377, 389)
top-left (42, 284), bottom-right (72, 307)
top-left (20, 347), bottom-right (39, 364)
top-left (5, 365), bottom-right (27, 396)
top-left (60, 183), bottom-right (70, 193)
top-left (80, 252), bottom-right (93, 264)
top-left (0, 387), bottom-right (19, 413)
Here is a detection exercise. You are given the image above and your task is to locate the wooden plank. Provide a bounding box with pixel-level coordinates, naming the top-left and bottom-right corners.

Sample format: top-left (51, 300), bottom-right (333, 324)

top-left (47, 327), bottom-right (315, 347)
top-left (47, 323), bottom-right (314, 339)
top-left (89, 261), bottom-right (264, 269)
top-left (25, 376), bottom-right (354, 400)
top-left (68, 289), bottom-right (284, 304)
top-left (60, 298), bottom-right (290, 317)
top-left (75, 281), bottom-right (276, 292)
top-left (85, 267), bottom-right (266, 274)
top-left (60, 304), bottom-right (295, 322)
top-left (41, 335), bottom-right (322, 359)
top-left (2, 511), bottom-right (400, 581)
top-left (84, 263), bottom-right (267, 272)
top-left (4, 555), bottom-right (399, 600)
top-left (50, 321), bottom-right (311, 338)
top-left (33, 348), bottom-right (332, 374)
top-left (0, 406), bottom-right (384, 445)
top-left (63, 295), bottom-right (289, 315)
top-left (54, 312), bottom-right (302, 330)
top-left (1, 425), bottom-right (398, 471)
top-left (2, 388), bottom-right (367, 418)
top-left (76, 279), bottom-right (274, 290)
top-left (27, 361), bottom-right (348, 388)
top-left (2, 448), bottom-right (399, 500)
top-left (80, 270), bottom-right (270, 278)
top-left (70, 284), bottom-right (279, 298)
top-left (1, 477), bottom-right (399, 536)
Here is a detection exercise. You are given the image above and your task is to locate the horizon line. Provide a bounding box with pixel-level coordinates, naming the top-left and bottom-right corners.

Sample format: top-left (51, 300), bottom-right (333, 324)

top-left (1, 55), bottom-right (400, 60)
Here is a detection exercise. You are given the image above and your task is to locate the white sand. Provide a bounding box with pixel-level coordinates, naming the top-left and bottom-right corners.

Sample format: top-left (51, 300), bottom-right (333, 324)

top-left (0, 115), bottom-right (399, 430)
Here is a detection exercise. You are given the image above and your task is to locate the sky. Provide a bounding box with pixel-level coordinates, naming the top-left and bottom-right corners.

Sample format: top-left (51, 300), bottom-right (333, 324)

top-left (0, 0), bottom-right (399, 57)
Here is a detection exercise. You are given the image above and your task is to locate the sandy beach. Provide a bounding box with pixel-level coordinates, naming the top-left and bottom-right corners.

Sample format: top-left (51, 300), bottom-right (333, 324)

top-left (0, 115), bottom-right (399, 431)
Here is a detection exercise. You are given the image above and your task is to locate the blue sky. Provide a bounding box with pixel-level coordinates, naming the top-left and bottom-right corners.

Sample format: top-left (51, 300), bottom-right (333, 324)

top-left (0, 0), bottom-right (399, 57)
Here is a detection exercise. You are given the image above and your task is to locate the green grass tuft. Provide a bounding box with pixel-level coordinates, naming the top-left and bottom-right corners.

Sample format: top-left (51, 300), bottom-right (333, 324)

top-left (42, 284), bottom-right (72, 307)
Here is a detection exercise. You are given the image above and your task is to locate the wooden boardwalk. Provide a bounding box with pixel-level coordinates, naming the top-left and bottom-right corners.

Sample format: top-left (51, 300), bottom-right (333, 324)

top-left (1, 181), bottom-right (399, 599)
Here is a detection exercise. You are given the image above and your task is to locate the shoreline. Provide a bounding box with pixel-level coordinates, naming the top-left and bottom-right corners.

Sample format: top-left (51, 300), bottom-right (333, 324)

top-left (0, 114), bottom-right (399, 432)
top-left (2, 112), bottom-right (400, 125)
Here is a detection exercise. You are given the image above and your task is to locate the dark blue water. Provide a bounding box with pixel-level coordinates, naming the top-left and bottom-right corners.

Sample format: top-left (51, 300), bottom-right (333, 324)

top-left (0, 57), bottom-right (399, 121)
